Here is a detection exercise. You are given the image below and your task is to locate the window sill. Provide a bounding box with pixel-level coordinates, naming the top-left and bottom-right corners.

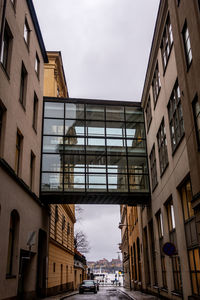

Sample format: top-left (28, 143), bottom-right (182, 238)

top-left (171, 133), bottom-right (185, 156)
top-left (19, 100), bottom-right (26, 112)
top-left (171, 290), bottom-right (183, 297)
top-left (6, 274), bottom-right (16, 279)
top-left (152, 182), bottom-right (158, 193)
top-left (153, 87), bottom-right (161, 110)
top-left (160, 162), bottom-right (169, 178)
top-left (35, 70), bottom-right (40, 81)
top-left (160, 287), bottom-right (168, 293)
top-left (32, 125), bottom-right (37, 134)
top-left (186, 59), bottom-right (192, 73)
top-left (0, 63), bottom-right (10, 81)
top-left (23, 38), bottom-right (30, 52)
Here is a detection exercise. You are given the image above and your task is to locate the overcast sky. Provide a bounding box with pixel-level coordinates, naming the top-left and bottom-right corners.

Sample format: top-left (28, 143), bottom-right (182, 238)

top-left (34, 0), bottom-right (160, 261)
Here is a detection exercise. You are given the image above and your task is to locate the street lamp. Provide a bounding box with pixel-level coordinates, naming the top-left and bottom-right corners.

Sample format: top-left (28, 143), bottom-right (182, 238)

top-left (118, 222), bottom-right (132, 291)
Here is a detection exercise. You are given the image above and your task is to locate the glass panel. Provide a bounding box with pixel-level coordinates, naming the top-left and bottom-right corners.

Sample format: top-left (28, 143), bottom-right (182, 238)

top-left (41, 173), bottom-right (63, 191)
top-left (106, 106), bottom-right (124, 121)
top-left (43, 136), bottom-right (63, 153)
top-left (64, 183), bottom-right (85, 192)
top-left (86, 121), bottom-right (105, 137)
top-left (65, 103), bottom-right (84, 119)
top-left (128, 156), bottom-right (148, 174)
top-left (64, 155), bottom-right (85, 173)
top-left (65, 120), bottom-right (84, 136)
top-left (107, 156), bottom-right (127, 173)
top-left (125, 107), bottom-right (144, 122)
top-left (86, 104), bottom-right (105, 120)
top-left (42, 154), bottom-right (62, 172)
top-left (44, 119), bottom-right (64, 135)
top-left (44, 102), bottom-right (64, 118)
top-left (86, 155), bottom-right (106, 173)
top-left (186, 181), bottom-right (194, 218)
top-left (86, 138), bottom-right (106, 155)
top-left (181, 186), bottom-right (189, 221)
top-left (129, 174), bottom-right (149, 191)
top-left (65, 174), bottom-right (85, 185)
top-left (64, 137), bottom-right (85, 154)
top-left (127, 139), bottom-right (146, 154)
top-left (86, 184), bottom-right (107, 192)
top-left (86, 174), bottom-right (107, 192)
top-left (126, 122), bottom-right (145, 139)
top-left (192, 273), bottom-right (198, 294)
top-left (108, 174), bottom-right (127, 185)
top-left (106, 122), bottom-right (125, 138)
top-left (107, 139), bottom-right (126, 155)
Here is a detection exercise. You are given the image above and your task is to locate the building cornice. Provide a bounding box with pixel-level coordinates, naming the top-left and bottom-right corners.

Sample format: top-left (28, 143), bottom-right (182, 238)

top-left (62, 204), bottom-right (76, 223)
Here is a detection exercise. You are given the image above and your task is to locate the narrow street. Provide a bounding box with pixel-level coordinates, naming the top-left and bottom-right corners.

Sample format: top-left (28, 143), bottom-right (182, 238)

top-left (63, 287), bottom-right (129, 299)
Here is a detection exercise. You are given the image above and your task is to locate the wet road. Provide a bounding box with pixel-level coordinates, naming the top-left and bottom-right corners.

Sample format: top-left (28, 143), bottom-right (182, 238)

top-left (64, 287), bottom-right (129, 299)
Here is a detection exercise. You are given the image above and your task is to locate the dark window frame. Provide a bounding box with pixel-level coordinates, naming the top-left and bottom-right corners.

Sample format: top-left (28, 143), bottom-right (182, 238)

top-left (19, 62), bottom-right (28, 109)
top-left (161, 15), bottom-right (173, 73)
top-left (15, 130), bottom-right (23, 175)
top-left (145, 96), bottom-right (152, 131)
top-left (152, 63), bottom-right (161, 107)
top-left (149, 144), bottom-right (158, 191)
top-left (24, 18), bottom-right (30, 47)
top-left (35, 52), bottom-right (40, 78)
top-left (33, 92), bottom-right (38, 132)
top-left (30, 151), bottom-right (35, 190)
top-left (182, 21), bottom-right (192, 69)
top-left (167, 80), bottom-right (184, 154)
top-left (0, 21), bottom-right (13, 75)
top-left (192, 94), bottom-right (200, 150)
top-left (157, 118), bottom-right (168, 176)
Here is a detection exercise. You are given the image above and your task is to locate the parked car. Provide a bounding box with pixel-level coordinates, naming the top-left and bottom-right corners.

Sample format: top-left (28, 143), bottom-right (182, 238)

top-left (93, 280), bottom-right (99, 291)
top-left (79, 280), bottom-right (97, 294)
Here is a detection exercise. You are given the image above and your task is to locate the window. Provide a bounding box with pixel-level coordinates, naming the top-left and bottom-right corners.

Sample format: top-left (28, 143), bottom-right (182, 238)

top-left (149, 144), bottom-right (158, 191)
top-left (24, 18), bottom-right (30, 46)
top-left (182, 22), bottom-right (192, 67)
top-left (157, 119), bottom-right (168, 175)
top-left (33, 93), bottom-right (38, 131)
top-left (181, 179), bottom-right (194, 222)
top-left (166, 200), bottom-right (176, 232)
top-left (188, 248), bottom-right (200, 295)
top-left (161, 16), bottom-right (173, 70)
top-left (10, 0), bottom-right (16, 8)
top-left (6, 210), bottom-right (19, 276)
top-left (0, 103), bottom-right (6, 150)
top-left (54, 205), bottom-right (59, 239)
top-left (53, 262), bottom-right (56, 272)
top-left (62, 215), bottom-right (65, 244)
top-left (156, 211), bottom-right (164, 238)
top-left (30, 151), bottom-right (35, 190)
top-left (145, 96), bottom-right (152, 130)
top-left (19, 62), bottom-right (27, 108)
top-left (15, 131), bottom-right (23, 175)
top-left (168, 81), bottom-right (184, 152)
top-left (192, 95), bottom-right (200, 149)
top-left (0, 21), bottom-right (13, 73)
top-left (149, 220), bottom-right (157, 285)
top-left (35, 53), bottom-right (40, 77)
top-left (152, 63), bottom-right (161, 106)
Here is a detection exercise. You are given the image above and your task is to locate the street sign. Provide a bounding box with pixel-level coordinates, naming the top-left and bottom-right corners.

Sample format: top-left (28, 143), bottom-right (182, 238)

top-left (162, 242), bottom-right (176, 256)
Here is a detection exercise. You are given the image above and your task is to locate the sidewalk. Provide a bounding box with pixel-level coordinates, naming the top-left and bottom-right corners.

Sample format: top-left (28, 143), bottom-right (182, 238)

top-left (118, 287), bottom-right (159, 300)
top-left (43, 290), bottom-right (78, 300)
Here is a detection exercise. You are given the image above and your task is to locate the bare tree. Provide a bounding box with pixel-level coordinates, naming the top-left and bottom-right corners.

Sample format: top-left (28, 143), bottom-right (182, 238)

top-left (74, 230), bottom-right (91, 254)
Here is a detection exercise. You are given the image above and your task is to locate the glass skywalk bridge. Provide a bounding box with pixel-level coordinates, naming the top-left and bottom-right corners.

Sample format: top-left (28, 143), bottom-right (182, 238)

top-left (40, 98), bottom-right (150, 205)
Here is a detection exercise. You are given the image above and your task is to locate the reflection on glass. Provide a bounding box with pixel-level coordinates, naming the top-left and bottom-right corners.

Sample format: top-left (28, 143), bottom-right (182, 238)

top-left (126, 139), bottom-right (146, 154)
top-left (87, 174), bottom-right (106, 184)
top-left (43, 136), bottom-right (63, 153)
top-left (129, 175), bottom-right (149, 191)
top-left (65, 120), bottom-right (84, 136)
top-left (108, 173), bottom-right (128, 192)
top-left (86, 121), bottom-right (105, 137)
top-left (126, 123), bottom-right (145, 138)
top-left (65, 103), bottom-right (84, 119)
top-left (41, 173), bottom-right (63, 191)
top-left (86, 138), bottom-right (105, 154)
top-left (106, 122), bottom-right (125, 138)
top-left (64, 184), bottom-right (85, 192)
top-left (86, 105), bottom-right (105, 120)
top-left (107, 156), bottom-right (127, 173)
top-left (44, 102), bottom-right (64, 118)
top-left (64, 137), bottom-right (85, 154)
top-left (128, 156), bottom-right (148, 174)
top-left (64, 155), bottom-right (85, 173)
top-left (107, 139), bottom-right (126, 155)
top-left (86, 155), bottom-right (106, 173)
top-left (106, 106), bottom-right (124, 121)
top-left (108, 185), bottom-right (128, 192)
top-left (86, 184), bottom-right (107, 191)
top-left (44, 119), bottom-right (64, 135)
top-left (125, 107), bottom-right (144, 122)
top-left (42, 154), bottom-right (62, 172)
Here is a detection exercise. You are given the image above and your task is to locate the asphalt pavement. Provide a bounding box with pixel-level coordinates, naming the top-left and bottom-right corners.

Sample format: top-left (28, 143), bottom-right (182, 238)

top-left (62, 287), bottom-right (130, 299)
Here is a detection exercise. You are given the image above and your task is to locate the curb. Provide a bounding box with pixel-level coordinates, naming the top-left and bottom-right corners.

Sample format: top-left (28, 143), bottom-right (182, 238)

top-left (118, 289), bottom-right (136, 300)
top-left (60, 291), bottom-right (79, 299)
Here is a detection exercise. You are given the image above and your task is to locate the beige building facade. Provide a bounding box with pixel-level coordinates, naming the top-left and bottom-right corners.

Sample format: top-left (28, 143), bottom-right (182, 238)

top-left (140, 1), bottom-right (200, 299)
top-left (0, 0), bottom-right (49, 299)
top-left (43, 51), bottom-right (76, 296)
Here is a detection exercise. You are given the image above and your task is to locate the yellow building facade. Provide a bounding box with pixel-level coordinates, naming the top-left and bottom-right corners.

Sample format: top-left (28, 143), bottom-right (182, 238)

top-left (44, 51), bottom-right (76, 296)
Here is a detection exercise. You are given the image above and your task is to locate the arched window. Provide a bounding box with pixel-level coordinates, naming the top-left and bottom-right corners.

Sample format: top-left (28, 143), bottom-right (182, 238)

top-left (6, 210), bottom-right (19, 276)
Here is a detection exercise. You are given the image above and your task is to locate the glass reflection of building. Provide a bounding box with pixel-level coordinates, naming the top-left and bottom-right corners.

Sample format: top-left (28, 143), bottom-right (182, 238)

top-left (41, 99), bottom-right (150, 202)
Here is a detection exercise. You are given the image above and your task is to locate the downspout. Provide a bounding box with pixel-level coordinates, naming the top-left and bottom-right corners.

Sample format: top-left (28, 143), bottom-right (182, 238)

top-left (0, 0), bottom-right (7, 54)
top-left (126, 206), bottom-right (132, 291)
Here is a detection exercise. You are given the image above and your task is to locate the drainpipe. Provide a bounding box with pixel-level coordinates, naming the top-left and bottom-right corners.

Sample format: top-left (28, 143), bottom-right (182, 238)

top-left (126, 206), bottom-right (132, 291)
top-left (0, 0), bottom-right (7, 55)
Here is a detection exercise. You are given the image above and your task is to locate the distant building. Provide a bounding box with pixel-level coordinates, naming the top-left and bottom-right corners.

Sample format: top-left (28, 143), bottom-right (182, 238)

top-left (140, 0), bottom-right (200, 299)
top-left (0, 0), bottom-right (48, 299)
top-left (74, 249), bottom-right (87, 289)
top-left (43, 51), bottom-right (76, 296)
